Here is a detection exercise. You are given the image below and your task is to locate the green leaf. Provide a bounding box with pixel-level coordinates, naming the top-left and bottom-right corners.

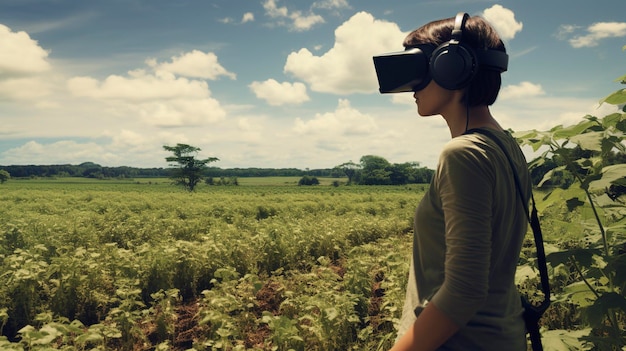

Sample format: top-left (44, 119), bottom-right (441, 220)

top-left (515, 264), bottom-right (538, 284)
top-left (540, 328), bottom-right (593, 351)
top-left (515, 130), bottom-right (554, 151)
top-left (511, 129), bottom-right (537, 140)
top-left (599, 88), bottom-right (626, 106)
top-left (17, 325), bottom-right (35, 334)
top-left (588, 164), bottom-right (626, 191)
top-left (580, 173), bottom-right (602, 192)
top-left (324, 307), bottom-right (338, 321)
top-left (569, 131), bottom-right (604, 152)
top-left (563, 281), bottom-right (597, 307)
top-left (546, 248), bottom-right (601, 268)
top-left (537, 187), bottom-right (585, 213)
top-left (583, 292), bottom-right (626, 326)
top-left (609, 253), bottom-right (626, 287)
top-left (75, 332), bottom-right (105, 345)
top-left (31, 325), bottom-right (62, 345)
top-left (553, 119), bottom-right (597, 139)
top-left (600, 112), bottom-right (626, 129)
top-left (613, 72), bottom-right (626, 83)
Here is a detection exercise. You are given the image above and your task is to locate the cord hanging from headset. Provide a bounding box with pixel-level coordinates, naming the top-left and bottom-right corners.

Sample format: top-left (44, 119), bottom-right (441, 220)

top-left (464, 86), bottom-right (471, 133)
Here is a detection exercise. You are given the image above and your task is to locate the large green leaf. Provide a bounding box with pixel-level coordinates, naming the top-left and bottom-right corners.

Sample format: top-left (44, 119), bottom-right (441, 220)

top-left (546, 248), bottom-right (601, 268)
top-left (553, 118), bottom-right (597, 139)
top-left (588, 164), bottom-right (626, 191)
top-left (563, 281), bottom-right (597, 307)
top-left (583, 292), bottom-right (626, 326)
top-left (516, 130), bottom-right (555, 151)
top-left (569, 131), bottom-right (604, 152)
top-left (540, 328), bottom-right (593, 351)
top-left (536, 187), bottom-right (587, 213)
top-left (599, 88), bottom-right (626, 106)
top-left (601, 112), bottom-right (626, 130)
top-left (515, 264), bottom-right (538, 284)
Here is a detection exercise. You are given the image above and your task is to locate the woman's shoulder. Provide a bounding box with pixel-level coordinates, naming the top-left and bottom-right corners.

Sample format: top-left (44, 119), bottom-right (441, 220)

top-left (444, 128), bottom-right (515, 154)
top-left (437, 129), bottom-right (515, 175)
top-left (441, 131), bottom-right (495, 158)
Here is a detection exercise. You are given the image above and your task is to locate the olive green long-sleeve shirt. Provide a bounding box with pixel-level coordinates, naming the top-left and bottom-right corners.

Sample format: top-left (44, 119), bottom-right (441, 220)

top-left (398, 128), bottom-right (530, 350)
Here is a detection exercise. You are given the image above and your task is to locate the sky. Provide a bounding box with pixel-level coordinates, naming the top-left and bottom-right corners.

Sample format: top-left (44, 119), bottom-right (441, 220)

top-left (1, 0), bottom-right (625, 170)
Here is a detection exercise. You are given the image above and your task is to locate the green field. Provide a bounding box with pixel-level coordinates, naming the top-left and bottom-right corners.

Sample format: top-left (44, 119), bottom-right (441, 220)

top-left (0, 178), bottom-right (425, 350)
top-left (0, 177), bottom-right (618, 350)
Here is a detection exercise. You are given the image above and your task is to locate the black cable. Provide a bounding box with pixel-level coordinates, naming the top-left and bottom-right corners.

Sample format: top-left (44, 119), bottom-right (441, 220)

top-left (464, 89), bottom-right (470, 132)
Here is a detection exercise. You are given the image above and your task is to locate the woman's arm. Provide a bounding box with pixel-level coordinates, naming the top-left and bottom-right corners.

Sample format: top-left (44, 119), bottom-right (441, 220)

top-left (390, 301), bottom-right (459, 351)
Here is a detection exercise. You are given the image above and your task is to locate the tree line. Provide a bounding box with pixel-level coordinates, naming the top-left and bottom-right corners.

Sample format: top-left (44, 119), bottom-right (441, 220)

top-left (0, 162), bottom-right (337, 180)
top-left (161, 143), bottom-right (435, 191)
top-left (0, 152), bottom-right (435, 187)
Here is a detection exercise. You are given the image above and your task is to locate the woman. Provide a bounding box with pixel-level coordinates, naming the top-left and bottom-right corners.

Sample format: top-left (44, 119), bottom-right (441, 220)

top-left (387, 13), bottom-right (530, 351)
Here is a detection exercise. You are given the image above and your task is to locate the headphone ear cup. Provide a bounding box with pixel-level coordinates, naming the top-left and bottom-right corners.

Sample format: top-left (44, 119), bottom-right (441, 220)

top-left (429, 42), bottom-right (477, 90)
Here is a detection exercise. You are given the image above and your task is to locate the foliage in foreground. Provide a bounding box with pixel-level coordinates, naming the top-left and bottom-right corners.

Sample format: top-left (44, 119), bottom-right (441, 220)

top-left (514, 70), bottom-right (626, 351)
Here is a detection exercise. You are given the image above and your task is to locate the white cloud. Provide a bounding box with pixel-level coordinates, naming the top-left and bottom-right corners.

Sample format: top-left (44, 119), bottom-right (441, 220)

top-left (249, 79), bottom-right (309, 106)
top-left (148, 50), bottom-right (236, 80)
top-left (134, 98), bottom-right (226, 127)
top-left (0, 77), bottom-right (52, 101)
top-left (0, 24), bottom-right (51, 77)
top-left (242, 12), bottom-right (255, 23)
top-left (263, 0), bottom-right (324, 31)
top-left (0, 24), bottom-right (54, 101)
top-left (2, 130), bottom-right (175, 166)
top-left (390, 93), bottom-right (416, 105)
top-left (67, 70), bottom-right (209, 101)
top-left (66, 52), bottom-right (228, 127)
top-left (284, 11), bottom-right (405, 94)
top-left (105, 129), bottom-right (153, 152)
top-left (294, 99), bottom-right (378, 136)
top-left (569, 22), bottom-right (626, 48)
top-left (292, 13), bottom-right (325, 31)
top-left (2, 140), bottom-right (110, 165)
top-left (237, 117), bottom-right (256, 132)
top-left (312, 0), bottom-right (350, 10)
top-left (481, 5), bottom-right (523, 41)
top-left (263, 0), bottom-right (288, 18)
top-left (499, 81), bottom-right (545, 100)
top-left (555, 24), bottom-right (578, 40)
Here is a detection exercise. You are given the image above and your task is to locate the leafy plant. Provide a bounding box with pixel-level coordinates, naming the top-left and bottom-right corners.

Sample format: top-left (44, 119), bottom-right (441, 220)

top-left (515, 71), bottom-right (626, 350)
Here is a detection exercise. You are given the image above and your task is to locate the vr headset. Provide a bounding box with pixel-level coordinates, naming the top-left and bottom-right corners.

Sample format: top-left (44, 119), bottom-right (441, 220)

top-left (373, 12), bottom-right (509, 93)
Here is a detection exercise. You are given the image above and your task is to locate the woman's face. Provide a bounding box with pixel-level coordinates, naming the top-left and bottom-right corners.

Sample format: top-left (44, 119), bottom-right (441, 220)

top-left (412, 80), bottom-right (455, 117)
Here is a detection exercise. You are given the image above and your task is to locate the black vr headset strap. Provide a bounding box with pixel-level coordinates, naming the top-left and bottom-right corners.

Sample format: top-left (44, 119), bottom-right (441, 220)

top-left (465, 128), bottom-right (550, 351)
top-left (475, 49), bottom-right (509, 73)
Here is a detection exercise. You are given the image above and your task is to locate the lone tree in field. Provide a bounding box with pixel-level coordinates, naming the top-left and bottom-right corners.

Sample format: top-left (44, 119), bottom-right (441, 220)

top-left (163, 143), bottom-right (219, 191)
top-left (0, 169), bottom-right (10, 184)
top-left (334, 161), bottom-right (361, 185)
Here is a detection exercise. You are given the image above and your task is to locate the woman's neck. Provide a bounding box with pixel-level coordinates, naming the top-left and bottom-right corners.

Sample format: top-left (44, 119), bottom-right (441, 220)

top-left (443, 105), bottom-right (503, 138)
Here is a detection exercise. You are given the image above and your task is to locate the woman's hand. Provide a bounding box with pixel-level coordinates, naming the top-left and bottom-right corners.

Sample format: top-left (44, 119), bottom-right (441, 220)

top-left (390, 302), bottom-right (459, 351)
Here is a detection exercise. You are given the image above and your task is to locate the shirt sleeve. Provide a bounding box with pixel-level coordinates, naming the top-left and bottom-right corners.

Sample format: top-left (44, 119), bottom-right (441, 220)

top-left (430, 136), bottom-right (496, 327)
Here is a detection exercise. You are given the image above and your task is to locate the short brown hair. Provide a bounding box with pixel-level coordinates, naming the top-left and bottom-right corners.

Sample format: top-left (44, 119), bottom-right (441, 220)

top-left (403, 15), bottom-right (506, 106)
